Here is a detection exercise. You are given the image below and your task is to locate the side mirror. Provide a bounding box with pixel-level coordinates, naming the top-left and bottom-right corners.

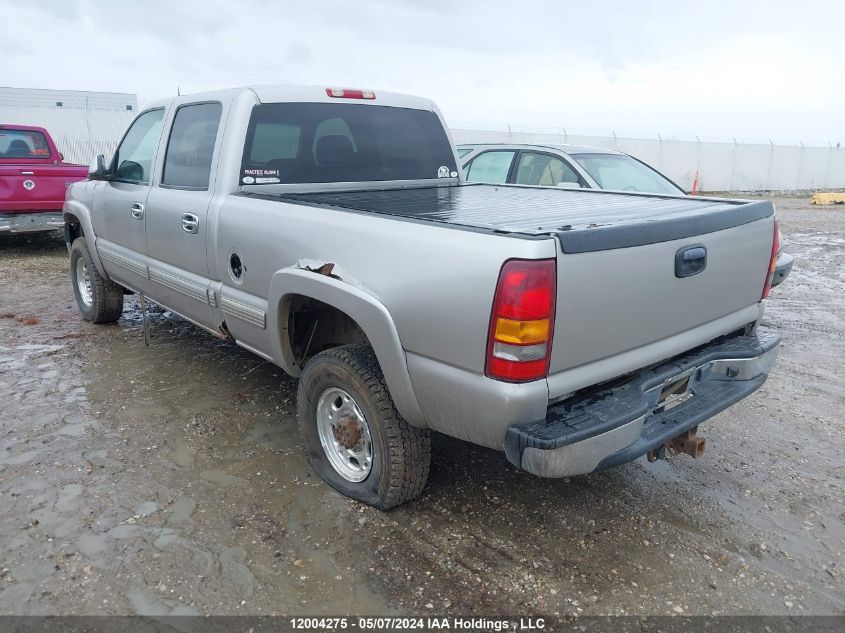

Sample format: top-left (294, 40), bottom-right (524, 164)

top-left (555, 181), bottom-right (582, 189)
top-left (88, 155), bottom-right (110, 181)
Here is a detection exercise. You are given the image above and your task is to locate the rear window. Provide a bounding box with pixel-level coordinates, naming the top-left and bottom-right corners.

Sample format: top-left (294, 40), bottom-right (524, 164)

top-left (240, 103), bottom-right (457, 185)
top-left (571, 153), bottom-right (683, 195)
top-left (0, 129), bottom-right (52, 159)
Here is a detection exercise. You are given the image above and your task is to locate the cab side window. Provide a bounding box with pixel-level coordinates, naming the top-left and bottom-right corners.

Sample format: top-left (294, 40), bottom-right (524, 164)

top-left (464, 151), bottom-right (515, 184)
top-left (514, 152), bottom-right (582, 187)
top-left (162, 103), bottom-right (222, 189)
top-left (113, 109), bottom-right (165, 184)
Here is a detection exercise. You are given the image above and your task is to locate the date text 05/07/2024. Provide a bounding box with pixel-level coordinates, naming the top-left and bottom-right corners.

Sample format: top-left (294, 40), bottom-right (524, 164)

top-left (290, 616), bottom-right (547, 631)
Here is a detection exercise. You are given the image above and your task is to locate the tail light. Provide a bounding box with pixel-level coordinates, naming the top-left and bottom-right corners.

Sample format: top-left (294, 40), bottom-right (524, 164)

top-left (761, 220), bottom-right (780, 300)
top-left (486, 259), bottom-right (556, 382)
top-left (325, 88), bottom-right (375, 100)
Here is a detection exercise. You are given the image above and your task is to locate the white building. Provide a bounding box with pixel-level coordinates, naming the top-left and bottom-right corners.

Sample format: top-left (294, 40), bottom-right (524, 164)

top-left (0, 87), bottom-right (138, 164)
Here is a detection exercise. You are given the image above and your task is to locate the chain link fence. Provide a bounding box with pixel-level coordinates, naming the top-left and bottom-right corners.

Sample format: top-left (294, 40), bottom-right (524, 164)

top-left (4, 94), bottom-right (842, 193)
top-left (0, 102), bottom-right (136, 166)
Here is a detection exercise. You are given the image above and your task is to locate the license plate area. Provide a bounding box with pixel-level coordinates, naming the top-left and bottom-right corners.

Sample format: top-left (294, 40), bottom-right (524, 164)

top-left (655, 372), bottom-right (694, 413)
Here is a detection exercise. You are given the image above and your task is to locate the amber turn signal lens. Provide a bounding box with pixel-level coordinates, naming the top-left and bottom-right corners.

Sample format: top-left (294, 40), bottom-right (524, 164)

top-left (494, 317), bottom-right (550, 345)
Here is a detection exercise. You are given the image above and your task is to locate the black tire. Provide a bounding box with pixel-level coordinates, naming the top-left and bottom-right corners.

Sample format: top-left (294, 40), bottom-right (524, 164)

top-left (70, 237), bottom-right (124, 323)
top-left (297, 344), bottom-right (431, 510)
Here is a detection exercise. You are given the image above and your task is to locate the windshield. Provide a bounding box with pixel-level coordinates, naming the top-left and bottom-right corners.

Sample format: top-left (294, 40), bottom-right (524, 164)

top-left (241, 103), bottom-right (457, 184)
top-left (571, 153), bottom-right (683, 194)
top-left (0, 129), bottom-right (52, 159)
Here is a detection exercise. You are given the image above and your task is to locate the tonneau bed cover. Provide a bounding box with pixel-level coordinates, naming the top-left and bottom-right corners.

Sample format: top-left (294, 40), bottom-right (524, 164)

top-left (250, 184), bottom-right (773, 253)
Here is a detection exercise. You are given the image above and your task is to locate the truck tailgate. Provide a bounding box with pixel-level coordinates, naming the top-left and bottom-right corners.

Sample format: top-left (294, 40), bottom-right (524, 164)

top-left (0, 164), bottom-right (86, 212)
top-left (549, 216), bottom-right (774, 376)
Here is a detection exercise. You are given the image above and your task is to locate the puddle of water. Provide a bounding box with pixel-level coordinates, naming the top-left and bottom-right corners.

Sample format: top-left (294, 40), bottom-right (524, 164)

top-left (219, 546), bottom-right (255, 595)
top-left (166, 496), bottom-right (195, 526)
top-left (200, 470), bottom-right (248, 487)
top-left (54, 420), bottom-right (93, 437)
top-left (55, 483), bottom-right (84, 513)
top-left (246, 419), bottom-right (295, 451)
top-left (0, 448), bottom-right (41, 465)
top-left (166, 441), bottom-right (194, 466)
top-left (134, 501), bottom-right (159, 517)
top-left (83, 448), bottom-right (109, 467)
top-left (107, 525), bottom-right (142, 539)
top-left (77, 531), bottom-right (110, 558)
top-left (127, 590), bottom-right (201, 617)
top-left (127, 590), bottom-right (170, 617)
top-left (153, 533), bottom-right (181, 549)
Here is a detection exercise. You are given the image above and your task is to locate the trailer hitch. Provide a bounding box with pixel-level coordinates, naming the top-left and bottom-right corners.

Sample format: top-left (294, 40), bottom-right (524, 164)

top-left (647, 426), bottom-right (706, 462)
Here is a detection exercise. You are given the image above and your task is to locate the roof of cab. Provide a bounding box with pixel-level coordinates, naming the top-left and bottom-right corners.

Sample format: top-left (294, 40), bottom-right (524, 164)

top-left (251, 85), bottom-right (434, 110)
top-left (457, 142), bottom-right (623, 156)
top-left (141, 85), bottom-right (435, 112)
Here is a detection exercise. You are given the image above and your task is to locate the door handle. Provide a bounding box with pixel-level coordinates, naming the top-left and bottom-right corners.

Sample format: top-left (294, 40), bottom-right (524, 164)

top-left (675, 245), bottom-right (707, 278)
top-left (682, 247), bottom-right (707, 261)
top-left (181, 213), bottom-right (199, 234)
top-left (130, 203), bottom-right (144, 220)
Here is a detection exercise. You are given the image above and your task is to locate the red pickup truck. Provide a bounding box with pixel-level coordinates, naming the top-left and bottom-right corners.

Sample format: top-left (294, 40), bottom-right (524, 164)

top-left (0, 124), bottom-right (88, 234)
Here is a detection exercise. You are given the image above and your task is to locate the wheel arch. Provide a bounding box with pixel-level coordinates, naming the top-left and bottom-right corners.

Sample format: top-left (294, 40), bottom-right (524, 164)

top-left (268, 268), bottom-right (426, 427)
top-left (63, 200), bottom-right (107, 277)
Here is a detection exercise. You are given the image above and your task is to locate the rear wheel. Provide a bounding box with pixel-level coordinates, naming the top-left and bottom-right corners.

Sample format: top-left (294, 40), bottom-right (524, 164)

top-left (70, 237), bottom-right (124, 323)
top-left (297, 344), bottom-right (431, 509)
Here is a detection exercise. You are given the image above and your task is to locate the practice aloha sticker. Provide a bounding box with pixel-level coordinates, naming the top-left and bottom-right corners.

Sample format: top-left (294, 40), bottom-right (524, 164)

top-left (242, 168), bottom-right (281, 185)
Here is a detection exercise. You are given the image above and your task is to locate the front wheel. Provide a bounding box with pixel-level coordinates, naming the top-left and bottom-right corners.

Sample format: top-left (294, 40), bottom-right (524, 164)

top-left (70, 237), bottom-right (124, 323)
top-left (297, 344), bottom-right (431, 510)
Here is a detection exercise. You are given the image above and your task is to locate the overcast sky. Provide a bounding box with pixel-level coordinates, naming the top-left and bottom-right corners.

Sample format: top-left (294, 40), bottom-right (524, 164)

top-left (3, 0), bottom-right (843, 144)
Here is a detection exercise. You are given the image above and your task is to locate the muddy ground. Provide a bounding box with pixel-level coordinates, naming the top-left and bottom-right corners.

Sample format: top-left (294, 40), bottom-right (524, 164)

top-left (0, 196), bottom-right (842, 618)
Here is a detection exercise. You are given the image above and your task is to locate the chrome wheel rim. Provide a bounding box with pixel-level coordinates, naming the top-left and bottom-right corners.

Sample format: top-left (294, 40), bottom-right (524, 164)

top-left (75, 256), bottom-right (93, 308)
top-left (316, 387), bottom-right (373, 482)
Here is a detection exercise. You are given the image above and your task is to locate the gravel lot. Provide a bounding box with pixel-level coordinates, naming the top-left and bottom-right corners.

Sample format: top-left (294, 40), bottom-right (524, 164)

top-left (0, 196), bottom-right (842, 617)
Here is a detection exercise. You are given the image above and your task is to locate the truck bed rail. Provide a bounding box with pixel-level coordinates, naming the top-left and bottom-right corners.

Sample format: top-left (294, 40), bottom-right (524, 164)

top-left (244, 184), bottom-right (773, 252)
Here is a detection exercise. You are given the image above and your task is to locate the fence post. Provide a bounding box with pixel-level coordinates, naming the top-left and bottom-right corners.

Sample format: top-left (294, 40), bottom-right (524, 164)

top-left (796, 141), bottom-right (805, 191)
top-left (656, 133), bottom-right (663, 175)
top-left (84, 97), bottom-right (95, 161)
top-left (765, 139), bottom-right (774, 192)
top-left (824, 142), bottom-right (834, 189)
top-left (729, 138), bottom-right (738, 191)
top-left (694, 136), bottom-right (701, 192)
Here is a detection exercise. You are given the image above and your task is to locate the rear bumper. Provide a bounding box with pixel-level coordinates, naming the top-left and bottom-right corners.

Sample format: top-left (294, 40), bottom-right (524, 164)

top-left (771, 252), bottom-right (794, 287)
top-left (0, 212), bottom-right (64, 234)
top-left (505, 330), bottom-right (780, 477)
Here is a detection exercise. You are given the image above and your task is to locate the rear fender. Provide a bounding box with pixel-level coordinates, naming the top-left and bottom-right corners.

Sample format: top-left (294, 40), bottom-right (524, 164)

top-left (267, 268), bottom-right (425, 427)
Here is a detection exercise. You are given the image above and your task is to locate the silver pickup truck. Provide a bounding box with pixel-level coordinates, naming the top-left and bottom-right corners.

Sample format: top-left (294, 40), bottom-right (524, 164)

top-left (63, 85), bottom-right (781, 509)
